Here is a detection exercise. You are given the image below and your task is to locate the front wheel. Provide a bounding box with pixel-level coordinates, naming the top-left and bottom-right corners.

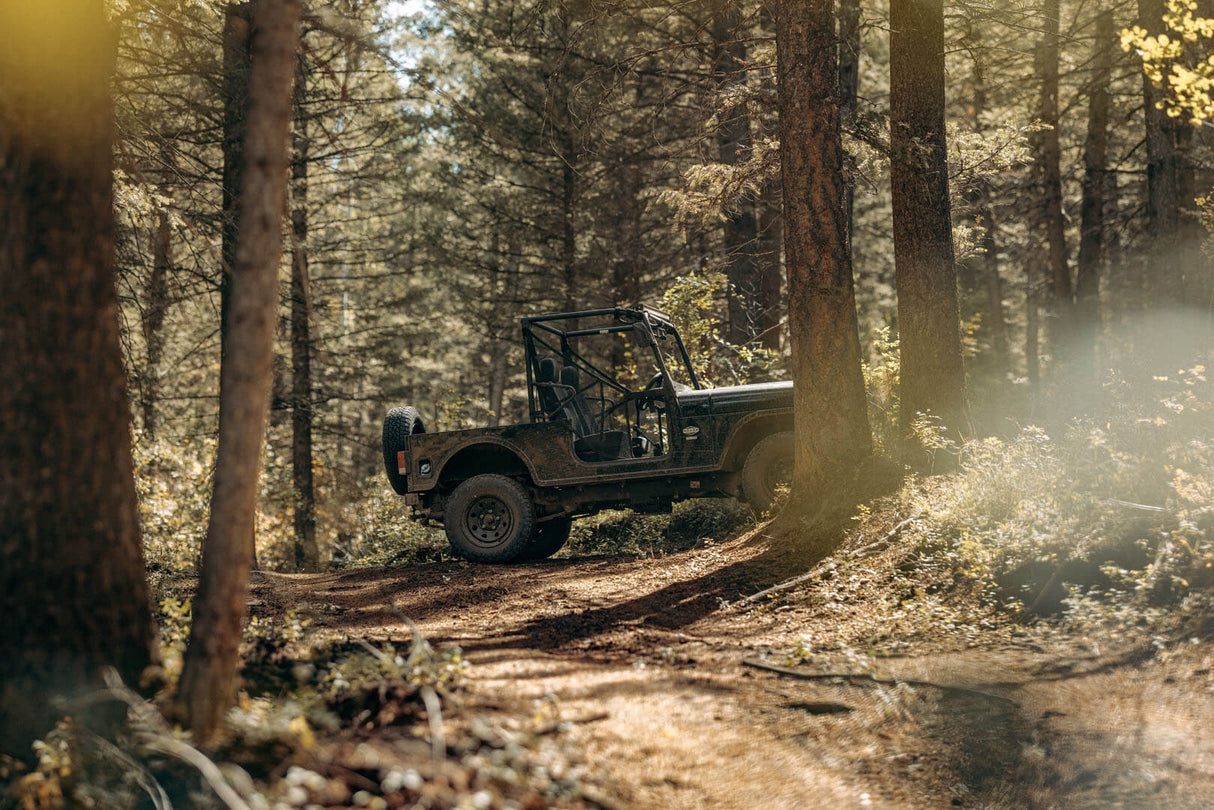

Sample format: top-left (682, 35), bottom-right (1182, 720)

top-left (742, 431), bottom-right (794, 514)
top-left (444, 474), bottom-right (537, 563)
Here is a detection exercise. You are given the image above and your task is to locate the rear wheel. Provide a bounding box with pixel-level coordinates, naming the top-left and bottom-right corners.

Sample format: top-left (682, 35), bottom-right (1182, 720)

top-left (519, 516), bottom-right (573, 561)
top-left (382, 406), bottom-right (425, 495)
top-left (444, 474), bottom-right (537, 563)
top-left (742, 431), bottom-right (794, 514)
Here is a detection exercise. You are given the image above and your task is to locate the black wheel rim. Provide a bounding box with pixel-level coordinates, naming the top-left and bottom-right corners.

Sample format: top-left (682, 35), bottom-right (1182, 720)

top-left (465, 495), bottom-right (514, 548)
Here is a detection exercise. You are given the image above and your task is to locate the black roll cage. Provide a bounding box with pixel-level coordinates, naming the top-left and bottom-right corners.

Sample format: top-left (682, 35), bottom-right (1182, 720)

top-left (521, 305), bottom-right (700, 426)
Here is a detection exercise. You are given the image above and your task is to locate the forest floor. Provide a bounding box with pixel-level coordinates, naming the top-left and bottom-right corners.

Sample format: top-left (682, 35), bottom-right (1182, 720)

top-left (249, 519), bottom-right (1214, 810)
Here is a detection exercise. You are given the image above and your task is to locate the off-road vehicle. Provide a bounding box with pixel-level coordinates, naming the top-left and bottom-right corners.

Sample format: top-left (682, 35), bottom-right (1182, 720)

top-left (382, 305), bottom-right (793, 562)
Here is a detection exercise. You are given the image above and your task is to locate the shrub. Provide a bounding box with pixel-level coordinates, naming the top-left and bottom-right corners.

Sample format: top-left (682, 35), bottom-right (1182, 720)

top-left (889, 366), bottom-right (1214, 631)
top-left (563, 498), bottom-right (754, 558)
top-left (336, 486), bottom-right (450, 567)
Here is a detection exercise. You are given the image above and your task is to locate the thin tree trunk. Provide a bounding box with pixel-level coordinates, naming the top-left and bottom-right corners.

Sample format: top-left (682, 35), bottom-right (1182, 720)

top-left (0, 0), bottom-right (154, 756)
top-left (713, 1), bottom-right (762, 346)
top-left (221, 3), bottom-right (253, 365)
top-left (290, 51), bottom-right (317, 573)
top-left (178, 0), bottom-right (302, 744)
top-left (1075, 11), bottom-right (1112, 385)
top-left (980, 210), bottom-right (1008, 374)
top-left (1027, 253), bottom-right (1041, 398)
top-left (757, 175), bottom-right (784, 350)
top-left (487, 350), bottom-right (508, 426)
top-left (838, 0), bottom-right (861, 245)
top-left (560, 127), bottom-right (578, 316)
top-left (890, 0), bottom-right (970, 447)
top-left (1137, 0), bottom-right (1186, 301)
top-left (142, 210), bottom-right (172, 438)
top-left (221, 2), bottom-right (258, 573)
top-left (1037, 0), bottom-right (1073, 364)
top-left (968, 59), bottom-right (1009, 378)
top-left (774, 0), bottom-right (872, 509)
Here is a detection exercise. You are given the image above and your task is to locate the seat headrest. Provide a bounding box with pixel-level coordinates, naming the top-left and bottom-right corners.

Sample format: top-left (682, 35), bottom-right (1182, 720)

top-left (537, 357), bottom-right (558, 383)
top-left (560, 365), bottom-right (580, 388)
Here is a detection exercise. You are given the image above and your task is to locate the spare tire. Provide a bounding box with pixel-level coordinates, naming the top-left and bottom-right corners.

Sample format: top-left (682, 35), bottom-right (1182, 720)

top-left (382, 406), bottom-right (425, 495)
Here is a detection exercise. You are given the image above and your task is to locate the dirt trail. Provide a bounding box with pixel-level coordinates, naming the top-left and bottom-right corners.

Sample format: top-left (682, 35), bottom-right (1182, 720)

top-left (256, 528), bottom-right (1214, 809)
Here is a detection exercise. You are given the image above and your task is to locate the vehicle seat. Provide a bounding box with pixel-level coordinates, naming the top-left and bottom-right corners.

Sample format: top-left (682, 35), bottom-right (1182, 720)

top-left (560, 365), bottom-right (631, 461)
top-left (535, 358), bottom-right (565, 422)
top-left (559, 365), bottom-right (599, 436)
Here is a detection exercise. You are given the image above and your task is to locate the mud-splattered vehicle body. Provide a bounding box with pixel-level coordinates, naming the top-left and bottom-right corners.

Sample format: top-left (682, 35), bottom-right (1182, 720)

top-left (382, 306), bottom-right (793, 562)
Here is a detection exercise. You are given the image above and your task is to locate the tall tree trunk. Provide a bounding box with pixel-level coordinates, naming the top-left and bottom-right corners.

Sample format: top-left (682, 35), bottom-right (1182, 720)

top-left (221, 3), bottom-right (253, 364)
top-left (0, 0), bottom-right (154, 756)
top-left (968, 60), bottom-right (1009, 379)
top-left (1075, 11), bottom-right (1112, 385)
top-left (713, 1), bottom-right (762, 346)
top-left (221, 2), bottom-right (258, 573)
top-left (1037, 0), bottom-right (1074, 375)
top-left (290, 51), bottom-right (317, 573)
top-left (178, 0), bottom-right (302, 744)
top-left (1137, 0), bottom-right (1185, 301)
top-left (142, 210), bottom-right (172, 438)
top-left (560, 142), bottom-right (578, 315)
top-left (838, 0), bottom-right (861, 244)
top-left (1026, 253), bottom-right (1041, 400)
top-left (980, 209), bottom-right (1008, 374)
top-left (774, 0), bottom-right (872, 509)
top-left (757, 176), bottom-right (784, 350)
top-left (889, 0), bottom-right (970, 447)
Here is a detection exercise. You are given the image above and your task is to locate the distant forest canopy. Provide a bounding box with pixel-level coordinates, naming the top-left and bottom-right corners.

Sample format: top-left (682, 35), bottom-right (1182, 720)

top-left (111, 0), bottom-right (1213, 567)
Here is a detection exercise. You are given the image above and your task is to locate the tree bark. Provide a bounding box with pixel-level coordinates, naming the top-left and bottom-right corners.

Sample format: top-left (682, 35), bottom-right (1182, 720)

top-left (221, 3), bottom-right (253, 364)
top-left (290, 50), bottom-right (318, 573)
top-left (178, 0), bottom-right (302, 744)
top-left (1075, 11), bottom-right (1113, 385)
top-left (889, 0), bottom-right (970, 446)
top-left (773, 0), bottom-right (872, 507)
top-left (0, 0), bottom-right (154, 756)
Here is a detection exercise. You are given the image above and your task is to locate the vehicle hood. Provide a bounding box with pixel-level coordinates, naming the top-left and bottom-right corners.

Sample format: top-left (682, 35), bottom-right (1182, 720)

top-left (676, 380), bottom-right (793, 415)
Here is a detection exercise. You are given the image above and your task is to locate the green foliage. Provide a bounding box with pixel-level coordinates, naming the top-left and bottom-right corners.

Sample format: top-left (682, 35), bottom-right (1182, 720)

top-left (861, 327), bottom-right (900, 458)
top-left (889, 367), bottom-right (1214, 631)
top-left (564, 498), bottom-right (754, 558)
top-left (338, 487), bottom-right (451, 567)
top-left (1123, 0), bottom-right (1214, 124)
top-left (659, 272), bottom-right (781, 387)
top-left (133, 432), bottom-right (213, 586)
top-left (0, 621), bottom-right (471, 810)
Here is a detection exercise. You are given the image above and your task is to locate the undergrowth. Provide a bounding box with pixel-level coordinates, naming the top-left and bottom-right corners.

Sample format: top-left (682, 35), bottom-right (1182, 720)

top-left (873, 365), bottom-right (1214, 637)
top-left (563, 498), bottom-right (755, 558)
top-left (0, 597), bottom-right (594, 810)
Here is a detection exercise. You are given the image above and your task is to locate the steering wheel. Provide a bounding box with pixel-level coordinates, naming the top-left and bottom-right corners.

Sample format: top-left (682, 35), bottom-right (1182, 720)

top-left (637, 372), bottom-right (665, 411)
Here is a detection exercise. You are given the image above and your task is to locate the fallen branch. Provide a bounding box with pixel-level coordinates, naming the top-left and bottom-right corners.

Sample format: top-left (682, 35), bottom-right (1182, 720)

top-left (741, 659), bottom-right (1019, 707)
top-left (1105, 498), bottom-right (1168, 514)
top-left (533, 711), bottom-right (610, 736)
top-left (88, 669), bottom-right (254, 810)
